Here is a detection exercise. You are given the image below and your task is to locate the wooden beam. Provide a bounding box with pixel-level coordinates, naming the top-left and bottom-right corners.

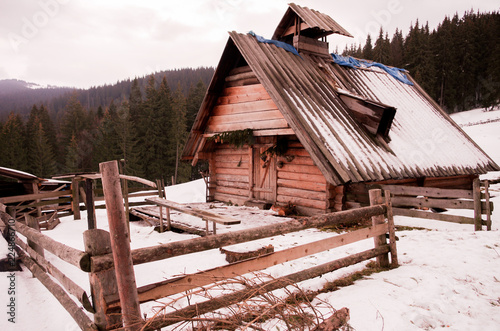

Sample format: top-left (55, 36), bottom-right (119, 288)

top-left (0, 190), bottom-right (71, 205)
top-left (369, 189), bottom-right (389, 268)
top-left (391, 196), bottom-right (492, 211)
top-left (392, 208), bottom-right (479, 225)
top-left (373, 184), bottom-right (473, 199)
top-left (473, 178), bottom-right (482, 231)
top-left (72, 178), bottom-right (81, 220)
top-left (484, 180), bottom-right (491, 231)
top-left (384, 190), bottom-right (398, 267)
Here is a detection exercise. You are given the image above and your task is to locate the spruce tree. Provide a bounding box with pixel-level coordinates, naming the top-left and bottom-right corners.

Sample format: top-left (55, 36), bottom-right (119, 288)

top-left (0, 112), bottom-right (28, 172)
top-left (29, 119), bottom-right (56, 177)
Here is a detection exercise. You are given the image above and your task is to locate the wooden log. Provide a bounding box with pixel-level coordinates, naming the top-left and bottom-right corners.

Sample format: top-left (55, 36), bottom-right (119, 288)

top-left (15, 247), bottom-right (98, 331)
top-left (484, 180), bottom-right (491, 231)
top-left (369, 189), bottom-right (389, 268)
top-left (84, 229), bottom-right (122, 330)
top-left (141, 245), bottom-right (390, 330)
top-left (72, 178), bottom-right (81, 220)
top-left (107, 223), bottom-right (388, 307)
top-left (473, 178), bottom-right (482, 231)
top-left (26, 214), bottom-right (44, 259)
top-left (384, 190), bottom-right (398, 268)
top-left (13, 219), bottom-right (90, 271)
top-left (15, 236), bottom-right (94, 312)
top-left (312, 307), bottom-right (350, 331)
top-left (91, 204), bottom-right (387, 272)
top-left (100, 161), bottom-right (143, 331)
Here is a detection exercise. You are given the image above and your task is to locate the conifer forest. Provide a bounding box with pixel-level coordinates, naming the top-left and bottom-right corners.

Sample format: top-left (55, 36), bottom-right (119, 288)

top-left (0, 11), bottom-right (499, 181)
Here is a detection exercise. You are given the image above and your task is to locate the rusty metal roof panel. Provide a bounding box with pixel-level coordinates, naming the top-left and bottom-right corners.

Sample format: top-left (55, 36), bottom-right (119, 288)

top-left (229, 32), bottom-right (499, 184)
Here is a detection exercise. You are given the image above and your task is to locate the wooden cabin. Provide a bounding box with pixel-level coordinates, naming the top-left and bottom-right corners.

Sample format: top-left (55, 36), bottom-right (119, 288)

top-left (182, 3), bottom-right (500, 216)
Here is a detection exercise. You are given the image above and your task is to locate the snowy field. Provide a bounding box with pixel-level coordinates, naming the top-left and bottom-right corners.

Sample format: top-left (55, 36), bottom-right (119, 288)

top-left (2, 107), bottom-right (500, 330)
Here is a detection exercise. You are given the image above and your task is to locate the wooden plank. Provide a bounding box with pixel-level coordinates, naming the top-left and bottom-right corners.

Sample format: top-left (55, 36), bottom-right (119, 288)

top-left (146, 197), bottom-right (241, 225)
top-left (484, 180), bottom-right (492, 231)
top-left (72, 178), bottom-right (80, 220)
top-left (217, 90), bottom-right (271, 105)
top-left (207, 118), bottom-right (289, 133)
top-left (215, 174), bottom-right (249, 183)
top-left (277, 194), bottom-right (327, 210)
top-left (0, 190), bottom-right (71, 205)
top-left (473, 178), bottom-right (482, 231)
top-left (393, 208), bottom-right (477, 224)
top-left (221, 84), bottom-right (267, 96)
top-left (216, 186), bottom-right (249, 198)
top-left (91, 204), bottom-right (387, 272)
top-left (109, 223), bottom-right (389, 306)
top-left (212, 99), bottom-right (278, 115)
top-left (376, 184), bottom-right (473, 199)
top-left (214, 167), bottom-right (248, 176)
top-left (391, 196), bottom-right (492, 211)
top-left (208, 109), bottom-right (284, 125)
top-left (384, 190), bottom-right (398, 267)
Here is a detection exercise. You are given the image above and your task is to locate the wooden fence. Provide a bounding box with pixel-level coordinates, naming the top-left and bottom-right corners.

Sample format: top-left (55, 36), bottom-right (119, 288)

top-left (0, 160), bottom-right (398, 331)
top-left (372, 178), bottom-right (493, 231)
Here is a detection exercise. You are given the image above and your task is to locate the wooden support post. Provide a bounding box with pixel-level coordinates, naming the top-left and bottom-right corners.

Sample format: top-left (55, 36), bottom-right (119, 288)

top-left (100, 161), bottom-right (143, 330)
top-left (484, 180), bottom-right (491, 231)
top-left (32, 181), bottom-right (42, 217)
top-left (473, 178), bottom-right (482, 231)
top-left (156, 179), bottom-right (164, 233)
top-left (84, 229), bottom-right (122, 329)
top-left (384, 190), bottom-right (398, 268)
top-left (120, 160), bottom-right (131, 238)
top-left (369, 189), bottom-right (389, 268)
top-left (85, 179), bottom-right (96, 230)
top-left (72, 178), bottom-right (81, 220)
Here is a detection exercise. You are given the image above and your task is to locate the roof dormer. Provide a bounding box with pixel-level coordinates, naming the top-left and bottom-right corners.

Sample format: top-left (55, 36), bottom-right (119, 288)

top-left (272, 3), bottom-right (353, 57)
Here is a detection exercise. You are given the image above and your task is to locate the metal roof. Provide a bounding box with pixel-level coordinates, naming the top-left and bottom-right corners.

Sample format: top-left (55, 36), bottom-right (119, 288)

top-left (183, 31), bottom-right (500, 185)
top-left (273, 3), bottom-right (353, 40)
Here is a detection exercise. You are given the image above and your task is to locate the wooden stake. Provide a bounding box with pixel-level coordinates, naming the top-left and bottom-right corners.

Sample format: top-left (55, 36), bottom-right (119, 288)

top-left (100, 161), bottom-right (143, 330)
top-left (85, 179), bottom-right (96, 230)
top-left (473, 178), bottom-right (482, 231)
top-left (484, 180), bottom-right (491, 231)
top-left (72, 177), bottom-right (81, 220)
top-left (369, 189), bottom-right (389, 268)
top-left (156, 179), bottom-right (164, 233)
top-left (384, 190), bottom-right (398, 267)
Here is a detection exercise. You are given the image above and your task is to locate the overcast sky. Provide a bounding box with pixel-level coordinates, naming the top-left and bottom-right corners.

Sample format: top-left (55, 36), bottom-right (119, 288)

top-left (1, 0), bottom-right (498, 89)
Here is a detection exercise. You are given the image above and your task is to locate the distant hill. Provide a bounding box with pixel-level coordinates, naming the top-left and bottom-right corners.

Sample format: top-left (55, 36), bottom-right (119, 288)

top-left (0, 67), bottom-right (215, 121)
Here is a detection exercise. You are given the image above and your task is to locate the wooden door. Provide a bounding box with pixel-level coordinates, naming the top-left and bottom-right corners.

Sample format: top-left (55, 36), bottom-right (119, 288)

top-left (252, 144), bottom-right (277, 202)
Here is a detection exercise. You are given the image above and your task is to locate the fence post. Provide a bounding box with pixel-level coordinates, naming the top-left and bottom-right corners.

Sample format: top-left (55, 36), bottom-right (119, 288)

top-left (384, 190), bottom-right (398, 268)
top-left (72, 177), bottom-right (81, 220)
top-left (84, 229), bottom-right (122, 330)
top-left (369, 189), bottom-right (389, 268)
top-left (473, 178), bottom-right (482, 231)
top-left (26, 214), bottom-right (44, 277)
top-left (85, 178), bottom-right (96, 230)
top-left (484, 180), bottom-right (491, 231)
top-left (100, 160), bottom-right (144, 330)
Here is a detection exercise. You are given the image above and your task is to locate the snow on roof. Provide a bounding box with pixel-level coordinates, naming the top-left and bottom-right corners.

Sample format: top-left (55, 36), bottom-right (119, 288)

top-left (0, 166), bottom-right (40, 181)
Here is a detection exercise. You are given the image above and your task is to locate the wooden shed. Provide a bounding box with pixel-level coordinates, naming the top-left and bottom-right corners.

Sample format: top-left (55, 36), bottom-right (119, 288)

top-left (182, 3), bottom-right (500, 216)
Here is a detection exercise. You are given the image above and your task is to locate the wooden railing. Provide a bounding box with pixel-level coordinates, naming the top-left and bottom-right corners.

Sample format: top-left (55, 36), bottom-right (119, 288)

top-left (1, 160), bottom-right (399, 330)
top-left (373, 178), bottom-right (493, 231)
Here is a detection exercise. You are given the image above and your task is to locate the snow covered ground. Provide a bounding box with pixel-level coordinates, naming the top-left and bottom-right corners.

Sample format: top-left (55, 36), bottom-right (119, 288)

top-left (2, 107), bottom-right (500, 331)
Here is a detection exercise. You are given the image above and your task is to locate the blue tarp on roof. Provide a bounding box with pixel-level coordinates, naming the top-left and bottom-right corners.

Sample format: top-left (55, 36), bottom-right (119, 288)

top-left (331, 53), bottom-right (413, 86)
top-left (249, 31), bottom-right (302, 57)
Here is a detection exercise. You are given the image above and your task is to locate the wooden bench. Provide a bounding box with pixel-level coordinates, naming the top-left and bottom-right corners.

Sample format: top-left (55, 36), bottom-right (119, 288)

top-left (145, 197), bottom-right (241, 235)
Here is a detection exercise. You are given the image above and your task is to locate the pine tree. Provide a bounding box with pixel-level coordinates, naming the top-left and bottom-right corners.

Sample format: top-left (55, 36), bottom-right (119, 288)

top-left (29, 119), bottom-right (56, 177)
top-left (362, 34), bottom-right (374, 59)
top-left (186, 79), bottom-right (207, 133)
top-left (115, 101), bottom-right (144, 178)
top-left (0, 112), bottom-right (28, 171)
